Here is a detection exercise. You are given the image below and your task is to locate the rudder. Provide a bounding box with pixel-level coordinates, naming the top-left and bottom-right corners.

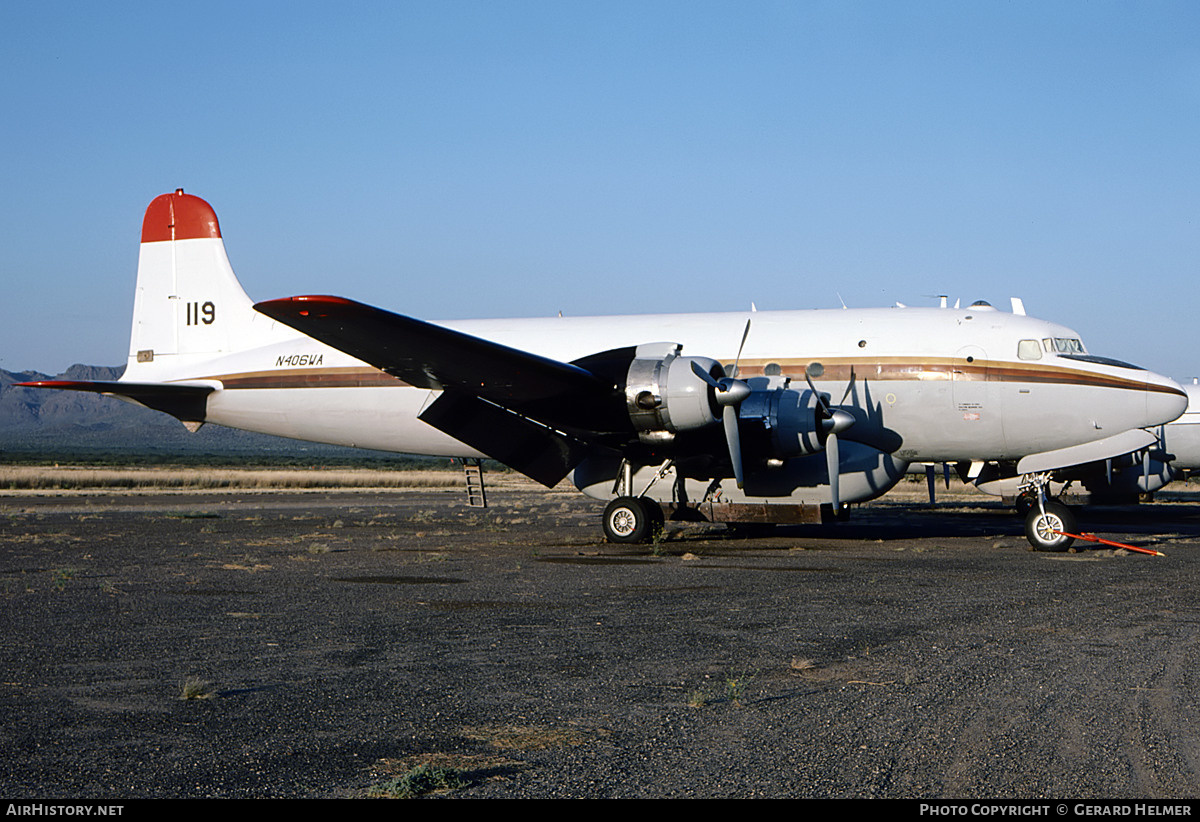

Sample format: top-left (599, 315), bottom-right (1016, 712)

top-left (125, 189), bottom-right (281, 380)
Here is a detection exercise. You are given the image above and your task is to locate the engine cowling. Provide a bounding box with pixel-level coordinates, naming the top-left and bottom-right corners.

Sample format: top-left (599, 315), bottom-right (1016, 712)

top-left (622, 343), bottom-right (723, 444)
top-left (738, 387), bottom-right (826, 459)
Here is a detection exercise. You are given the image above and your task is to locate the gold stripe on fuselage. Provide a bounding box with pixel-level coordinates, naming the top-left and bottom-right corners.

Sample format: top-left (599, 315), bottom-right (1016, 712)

top-left (726, 358), bottom-right (1185, 397)
top-left (191, 366), bottom-right (408, 389)
top-left (180, 358), bottom-right (1184, 398)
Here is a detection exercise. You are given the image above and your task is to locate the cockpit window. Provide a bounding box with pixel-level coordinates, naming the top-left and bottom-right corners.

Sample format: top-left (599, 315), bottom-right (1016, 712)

top-left (1017, 340), bottom-right (1042, 360)
top-left (1059, 354), bottom-right (1145, 371)
top-left (1042, 337), bottom-right (1087, 355)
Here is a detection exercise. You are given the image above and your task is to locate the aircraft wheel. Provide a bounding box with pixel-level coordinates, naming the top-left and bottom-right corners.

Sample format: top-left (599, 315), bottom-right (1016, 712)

top-left (603, 497), bottom-right (660, 544)
top-left (1024, 501), bottom-right (1076, 552)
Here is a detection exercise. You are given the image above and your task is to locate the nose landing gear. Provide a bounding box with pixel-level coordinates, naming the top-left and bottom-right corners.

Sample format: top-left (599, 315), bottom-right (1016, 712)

top-left (1019, 473), bottom-right (1077, 552)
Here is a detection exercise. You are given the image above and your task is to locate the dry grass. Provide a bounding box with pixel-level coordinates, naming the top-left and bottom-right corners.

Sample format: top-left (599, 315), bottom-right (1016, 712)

top-left (0, 466), bottom-right (480, 491)
top-left (180, 677), bottom-right (218, 700)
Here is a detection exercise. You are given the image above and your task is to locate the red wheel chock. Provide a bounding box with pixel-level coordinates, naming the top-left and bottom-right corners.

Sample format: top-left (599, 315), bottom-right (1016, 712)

top-left (1055, 530), bottom-right (1165, 557)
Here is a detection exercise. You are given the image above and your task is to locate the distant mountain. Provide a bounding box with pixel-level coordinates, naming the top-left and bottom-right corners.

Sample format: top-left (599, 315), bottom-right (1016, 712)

top-left (0, 364), bottom-right (425, 462)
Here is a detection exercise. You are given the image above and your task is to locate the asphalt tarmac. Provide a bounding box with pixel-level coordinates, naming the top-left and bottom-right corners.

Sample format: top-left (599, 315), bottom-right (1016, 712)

top-left (3, 485), bottom-right (1200, 798)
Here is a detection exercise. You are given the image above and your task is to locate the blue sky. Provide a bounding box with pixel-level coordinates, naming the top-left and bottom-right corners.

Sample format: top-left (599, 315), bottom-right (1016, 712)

top-left (3, 1), bottom-right (1199, 380)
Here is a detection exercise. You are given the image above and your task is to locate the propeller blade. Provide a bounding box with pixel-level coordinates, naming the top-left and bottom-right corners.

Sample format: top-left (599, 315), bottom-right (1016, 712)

top-left (804, 369), bottom-right (830, 414)
top-left (692, 359), bottom-right (749, 485)
top-left (733, 318), bottom-right (751, 374)
top-left (690, 359), bottom-right (721, 390)
top-left (925, 464), bottom-right (936, 504)
top-left (723, 405), bottom-right (744, 487)
top-left (806, 366), bottom-right (852, 509)
top-left (827, 431), bottom-right (840, 510)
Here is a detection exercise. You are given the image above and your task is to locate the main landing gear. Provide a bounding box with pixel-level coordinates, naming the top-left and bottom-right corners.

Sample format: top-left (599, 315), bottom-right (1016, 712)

top-left (602, 496), bottom-right (665, 544)
top-left (601, 460), bottom-right (672, 544)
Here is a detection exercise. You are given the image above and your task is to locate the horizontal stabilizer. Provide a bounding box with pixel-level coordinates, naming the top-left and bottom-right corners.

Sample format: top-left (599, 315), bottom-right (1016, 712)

top-left (15, 380), bottom-right (214, 423)
top-left (1016, 429), bottom-right (1158, 475)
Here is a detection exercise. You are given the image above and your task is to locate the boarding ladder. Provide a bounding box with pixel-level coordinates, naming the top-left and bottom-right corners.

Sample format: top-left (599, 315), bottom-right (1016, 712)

top-left (463, 458), bottom-right (488, 508)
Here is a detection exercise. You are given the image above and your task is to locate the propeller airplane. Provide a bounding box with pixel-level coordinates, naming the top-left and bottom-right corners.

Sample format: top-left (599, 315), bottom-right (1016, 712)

top-left (18, 191), bottom-right (1189, 551)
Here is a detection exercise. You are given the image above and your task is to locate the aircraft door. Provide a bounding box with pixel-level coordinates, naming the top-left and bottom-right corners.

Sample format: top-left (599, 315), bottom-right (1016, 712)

top-left (951, 345), bottom-right (1004, 452)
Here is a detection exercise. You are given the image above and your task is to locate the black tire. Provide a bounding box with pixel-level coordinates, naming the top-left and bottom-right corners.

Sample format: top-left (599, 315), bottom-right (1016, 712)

top-left (1024, 501), bottom-right (1077, 552)
top-left (603, 496), bottom-right (658, 544)
top-left (645, 500), bottom-right (666, 531)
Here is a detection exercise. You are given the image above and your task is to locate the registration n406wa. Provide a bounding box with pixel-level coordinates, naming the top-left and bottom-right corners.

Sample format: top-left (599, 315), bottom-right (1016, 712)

top-left (20, 191), bottom-right (1187, 550)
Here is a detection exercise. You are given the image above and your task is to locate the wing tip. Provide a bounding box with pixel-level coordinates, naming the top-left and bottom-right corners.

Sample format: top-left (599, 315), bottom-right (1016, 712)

top-left (254, 295), bottom-right (358, 317)
top-left (13, 380), bottom-right (88, 389)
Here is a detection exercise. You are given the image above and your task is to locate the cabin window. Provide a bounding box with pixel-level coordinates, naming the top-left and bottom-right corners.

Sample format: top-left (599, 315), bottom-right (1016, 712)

top-left (1017, 340), bottom-right (1041, 360)
top-left (764, 363), bottom-right (782, 376)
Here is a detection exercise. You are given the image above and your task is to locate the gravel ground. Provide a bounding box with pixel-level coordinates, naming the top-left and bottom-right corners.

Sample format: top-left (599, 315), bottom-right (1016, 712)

top-left (2, 485), bottom-right (1200, 798)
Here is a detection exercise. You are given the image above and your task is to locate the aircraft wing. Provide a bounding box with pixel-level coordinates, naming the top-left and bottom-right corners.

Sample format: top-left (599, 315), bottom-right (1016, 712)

top-left (13, 380), bottom-right (215, 422)
top-left (1015, 428), bottom-right (1159, 475)
top-left (253, 296), bottom-right (629, 485)
top-left (253, 296), bottom-right (613, 407)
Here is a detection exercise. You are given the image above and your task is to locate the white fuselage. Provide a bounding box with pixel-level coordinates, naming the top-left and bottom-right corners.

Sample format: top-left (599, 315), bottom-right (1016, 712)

top-left (164, 304), bottom-right (1184, 478)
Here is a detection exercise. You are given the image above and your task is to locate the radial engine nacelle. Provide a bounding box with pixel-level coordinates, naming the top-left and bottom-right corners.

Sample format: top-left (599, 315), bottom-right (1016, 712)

top-left (621, 343), bottom-right (724, 444)
top-left (737, 386), bottom-right (827, 459)
top-left (614, 342), bottom-right (834, 471)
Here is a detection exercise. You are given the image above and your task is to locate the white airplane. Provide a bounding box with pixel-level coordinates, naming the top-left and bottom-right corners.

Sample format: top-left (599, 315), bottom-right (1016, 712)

top-left (18, 190), bottom-right (1189, 551)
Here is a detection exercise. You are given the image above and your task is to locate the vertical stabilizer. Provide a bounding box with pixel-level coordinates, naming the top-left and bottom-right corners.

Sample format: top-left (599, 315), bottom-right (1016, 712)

top-left (125, 189), bottom-right (282, 380)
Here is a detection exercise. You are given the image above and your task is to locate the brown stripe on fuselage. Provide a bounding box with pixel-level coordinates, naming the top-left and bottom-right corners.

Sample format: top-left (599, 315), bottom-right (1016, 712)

top-left (198, 367), bottom-right (409, 389)
top-left (189, 358), bottom-right (1183, 397)
top-left (726, 357), bottom-right (1185, 396)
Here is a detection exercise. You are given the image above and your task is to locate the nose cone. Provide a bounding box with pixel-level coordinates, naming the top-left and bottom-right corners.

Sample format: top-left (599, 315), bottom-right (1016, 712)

top-left (1145, 372), bottom-right (1188, 427)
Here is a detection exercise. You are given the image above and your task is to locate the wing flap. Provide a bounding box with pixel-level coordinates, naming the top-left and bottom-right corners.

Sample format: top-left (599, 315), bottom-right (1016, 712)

top-left (418, 390), bottom-right (593, 487)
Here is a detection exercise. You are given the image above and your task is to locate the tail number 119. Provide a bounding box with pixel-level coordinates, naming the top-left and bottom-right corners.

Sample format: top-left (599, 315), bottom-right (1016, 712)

top-left (186, 301), bottom-right (216, 326)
